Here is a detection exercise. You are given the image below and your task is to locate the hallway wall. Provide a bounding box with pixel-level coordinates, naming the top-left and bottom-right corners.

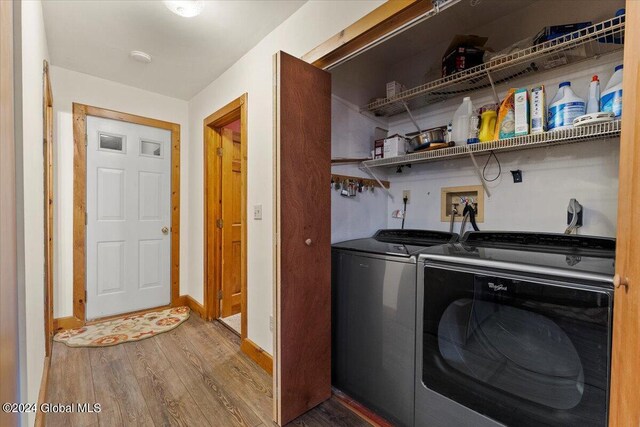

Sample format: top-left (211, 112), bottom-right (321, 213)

top-left (187, 0), bottom-right (384, 353)
top-left (16, 1), bottom-right (50, 425)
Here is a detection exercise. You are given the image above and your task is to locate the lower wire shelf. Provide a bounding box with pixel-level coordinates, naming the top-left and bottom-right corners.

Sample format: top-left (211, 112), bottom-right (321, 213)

top-left (362, 120), bottom-right (622, 168)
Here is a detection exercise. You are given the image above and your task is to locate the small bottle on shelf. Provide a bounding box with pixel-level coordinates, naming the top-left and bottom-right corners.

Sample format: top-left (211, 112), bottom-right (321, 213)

top-left (586, 75), bottom-right (600, 114)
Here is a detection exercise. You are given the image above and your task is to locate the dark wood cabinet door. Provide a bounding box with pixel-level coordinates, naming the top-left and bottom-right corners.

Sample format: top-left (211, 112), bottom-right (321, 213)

top-left (274, 51), bottom-right (332, 425)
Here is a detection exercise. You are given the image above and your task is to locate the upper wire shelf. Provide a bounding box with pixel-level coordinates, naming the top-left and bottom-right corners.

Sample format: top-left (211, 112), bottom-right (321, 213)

top-left (363, 15), bottom-right (625, 117)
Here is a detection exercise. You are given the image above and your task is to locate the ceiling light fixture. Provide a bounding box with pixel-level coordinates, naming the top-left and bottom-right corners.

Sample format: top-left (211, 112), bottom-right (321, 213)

top-left (163, 0), bottom-right (205, 18)
top-left (130, 50), bottom-right (152, 63)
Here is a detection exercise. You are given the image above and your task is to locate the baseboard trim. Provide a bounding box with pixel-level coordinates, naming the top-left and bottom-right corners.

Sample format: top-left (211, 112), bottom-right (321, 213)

top-left (52, 316), bottom-right (84, 332)
top-left (332, 388), bottom-right (394, 427)
top-left (54, 296), bottom-right (203, 332)
top-left (175, 295), bottom-right (205, 318)
top-left (241, 338), bottom-right (273, 375)
top-left (34, 356), bottom-right (51, 427)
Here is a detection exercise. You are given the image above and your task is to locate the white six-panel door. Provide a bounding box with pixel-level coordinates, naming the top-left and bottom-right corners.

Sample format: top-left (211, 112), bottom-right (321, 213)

top-left (86, 116), bottom-right (171, 319)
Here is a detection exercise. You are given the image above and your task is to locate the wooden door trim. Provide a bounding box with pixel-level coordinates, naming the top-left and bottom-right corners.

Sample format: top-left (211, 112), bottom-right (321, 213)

top-left (69, 103), bottom-right (181, 326)
top-left (203, 93), bottom-right (249, 344)
top-left (302, 0), bottom-right (433, 69)
top-left (43, 60), bottom-right (54, 356)
top-left (609, 1), bottom-right (640, 425)
top-left (0, 1), bottom-right (20, 425)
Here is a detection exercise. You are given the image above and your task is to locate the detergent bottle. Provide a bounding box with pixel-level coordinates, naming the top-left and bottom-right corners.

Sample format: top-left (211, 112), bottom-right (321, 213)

top-left (451, 97), bottom-right (473, 145)
top-left (479, 110), bottom-right (497, 142)
top-left (601, 65), bottom-right (623, 118)
top-left (548, 82), bottom-right (585, 131)
top-left (586, 75), bottom-right (600, 114)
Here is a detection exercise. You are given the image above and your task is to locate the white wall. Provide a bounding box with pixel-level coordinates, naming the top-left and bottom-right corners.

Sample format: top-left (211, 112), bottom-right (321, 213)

top-left (50, 66), bottom-right (189, 318)
top-left (188, 0), bottom-right (384, 353)
top-left (331, 95), bottom-right (388, 243)
top-left (380, 55), bottom-right (622, 237)
top-left (19, 1), bottom-right (49, 425)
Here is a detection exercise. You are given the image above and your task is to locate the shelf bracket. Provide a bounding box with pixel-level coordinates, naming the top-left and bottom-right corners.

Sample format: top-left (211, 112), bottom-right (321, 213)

top-left (466, 146), bottom-right (492, 198)
top-left (360, 163), bottom-right (394, 201)
top-left (486, 70), bottom-right (500, 106)
top-left (402, 102), bottom-right (423, 134)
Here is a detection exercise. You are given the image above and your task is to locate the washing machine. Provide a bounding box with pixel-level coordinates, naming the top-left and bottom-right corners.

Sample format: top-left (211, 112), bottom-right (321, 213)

top-left (332, 229), bottom-right (458, 426)
top-left (415, 231), bottom-right (615, 427)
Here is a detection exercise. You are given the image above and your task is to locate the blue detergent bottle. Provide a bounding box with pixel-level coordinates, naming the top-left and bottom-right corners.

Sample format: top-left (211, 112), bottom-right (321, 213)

top-left (548, 82), bottom-right (586, 130)
top-left (600, 64), bottom-right (623, 118)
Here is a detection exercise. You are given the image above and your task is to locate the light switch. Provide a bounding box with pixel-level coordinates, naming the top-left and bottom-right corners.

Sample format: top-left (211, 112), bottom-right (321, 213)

top-left (254, 204), bottom-right (262, 220)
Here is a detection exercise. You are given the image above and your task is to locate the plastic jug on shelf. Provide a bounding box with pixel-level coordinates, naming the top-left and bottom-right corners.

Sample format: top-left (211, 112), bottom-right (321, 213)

top-left (601, 64), bottom-right (623, 118)
top-left (548, 81), bottom-right (585, 131)
top-left (451, 97), bottom-right (473, 145)
top-left (586, 75), bottom-right (600, 114)
top-left (479, 110), bottom-right (497, 142)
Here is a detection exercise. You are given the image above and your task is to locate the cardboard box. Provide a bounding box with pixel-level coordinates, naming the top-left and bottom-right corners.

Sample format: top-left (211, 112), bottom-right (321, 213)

top-left (533, 22), bottom-right (592, 45)
top-left (442, 34), bottom-right (488, 77)
top-left (530, 85), bottom-right (547, 133)
top-left (383, 135), bottom-right (407, 158)
top-left (374, 139), bottom-right (385, 159)
top-left (514, 88), bottom-right (530, 136)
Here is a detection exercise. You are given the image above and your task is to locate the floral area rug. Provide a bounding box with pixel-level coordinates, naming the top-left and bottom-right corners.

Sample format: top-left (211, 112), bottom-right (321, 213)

top-left (54, 306), bottom-right (190, 347)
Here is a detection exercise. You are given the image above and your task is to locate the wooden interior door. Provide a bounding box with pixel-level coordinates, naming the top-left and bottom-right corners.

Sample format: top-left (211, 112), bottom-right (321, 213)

top-left (274, 51), bottom-right (332, 425)
top-left (609, 2), bottom-right (640, 425)
top-left (221, 127), bottom-right (243, 317)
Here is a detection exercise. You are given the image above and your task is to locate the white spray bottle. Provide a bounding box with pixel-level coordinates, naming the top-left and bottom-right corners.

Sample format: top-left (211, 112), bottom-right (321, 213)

top-left (586, 75), bottom-right (600, 114)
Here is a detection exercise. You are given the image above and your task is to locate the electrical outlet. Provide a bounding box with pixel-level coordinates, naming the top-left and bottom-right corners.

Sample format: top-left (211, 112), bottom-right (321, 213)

top-left (402, 190), bottom-right (411, 203)
top-left (269, 315), bottom-right (273, 331)
top-left (254, 204), bottom-right (262, 220)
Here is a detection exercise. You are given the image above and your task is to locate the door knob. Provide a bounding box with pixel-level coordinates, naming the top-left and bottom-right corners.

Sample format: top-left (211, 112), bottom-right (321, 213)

top-left (305, 238), bottom-right (312, 246)
top-left (162, 226), bottom-right (169, 235)
top-left (614, 274), bottom-right (629, 289)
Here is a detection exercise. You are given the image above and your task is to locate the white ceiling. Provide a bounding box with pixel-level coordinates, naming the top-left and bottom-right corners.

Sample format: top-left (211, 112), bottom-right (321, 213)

top-left (42, 0), bottom-right (306, 100)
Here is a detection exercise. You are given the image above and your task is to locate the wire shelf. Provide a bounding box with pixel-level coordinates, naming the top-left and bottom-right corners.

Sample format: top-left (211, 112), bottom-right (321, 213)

top-left (362, 120), bottom-right (621, 168)
top-left (364, 15), bottom-right (625, 117)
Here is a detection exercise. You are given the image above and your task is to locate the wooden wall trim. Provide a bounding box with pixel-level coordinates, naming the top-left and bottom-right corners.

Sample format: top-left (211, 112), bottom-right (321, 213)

top-left (43, 60), bottom-right (54, 357)
top-left (0, 1), bottom-right (20, 425)
top-left (34, 356), bottom-right (51, 427)
top-left (241, 338), bottom-right (273, 375)
top-left (72, 103), bottom-right (181, 324)
top-left (52, 316), bottom-right (84, 332)
top-left (203, 93), bottom-right (248, 341)
top-left (72, 103), bottom-right (87, 321)
top-left (174, 295), bottom-right (206, 319)
top-left (609, 1), bottom-right (640, 425)
top-left (332, 388), bottom-right (394, 427)
top-left (302, 0), bottom-right (433, 69)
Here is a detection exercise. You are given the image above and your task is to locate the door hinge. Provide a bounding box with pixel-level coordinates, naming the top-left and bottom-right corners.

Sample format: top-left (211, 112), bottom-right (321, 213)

top-left (216, 218), bottom-right (224, 229)
top-left (85, 290), bottom-right (87, 303)
top-left (85, 212), bottom-right (88, 225)
top-left (217, 147), bottom-right (223, 157)
top-left (217, 290), bottom-right (223, 300)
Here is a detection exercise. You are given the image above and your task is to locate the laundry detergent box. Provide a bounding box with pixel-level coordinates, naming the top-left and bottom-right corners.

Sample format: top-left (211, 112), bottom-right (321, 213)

top-left (514, 88), bottom-right (530, 136)
top-left (530, 85), bottom-right (547, 133)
